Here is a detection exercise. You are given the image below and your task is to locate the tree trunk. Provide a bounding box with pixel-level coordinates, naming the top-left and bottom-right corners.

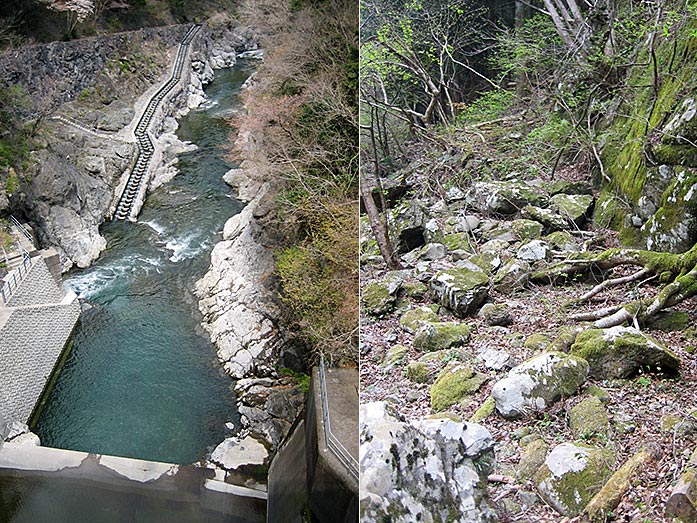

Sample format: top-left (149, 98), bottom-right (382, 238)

top-left (359, 168), bottom-right (402, 270)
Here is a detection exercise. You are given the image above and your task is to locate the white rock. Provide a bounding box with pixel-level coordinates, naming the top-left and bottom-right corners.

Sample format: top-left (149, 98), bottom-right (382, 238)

top-left (516, 239), bottom-right (549, 261)
top-left (211, 435), bottom-right (269, 471)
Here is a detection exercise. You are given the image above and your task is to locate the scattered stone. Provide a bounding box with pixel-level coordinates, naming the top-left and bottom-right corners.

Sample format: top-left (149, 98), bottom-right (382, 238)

top-left (430, 363), bottom-right (487, 412)
top-left (570, 326), bottom-right (681, 379)
top-left (480, 238), bottom-right (511, 255)
top-left (477, 347), bottom-right (514, 370)
top-left (461, 215), bottom-right (481, 232)
top-left (547, 325), bottom-right (581, 352)
top-left (442, 232), bottom-right (475, 253)
top-left (545, 230), bottom-right (579, 252)
top-left (524, 333), bottom-right (551, 351)
top-left (413, 321), bottom-right (473, 352)
top-left (493, 259), bottom-right (531, 294)
top-left (401, 280), bottom-right (429, 300)
top-left (470, 396), bottom-right (496, 423)
top-left (584, 384), bottom-right (611, 404)
top-left (399, 306), bottom-right (440, 334)
top-left (569, 397), bottom-right (610, 439)
top-left (419, 242), bottom-right (447, 260)
top-left (517, 439), bottom-right (549, 481)
top-left (520, 434), bottom-right (541, 447)
top-left (210, 434), bottom-right (269, 480)
top-left (548, 180), bottom-right (594, 196)
top-left (362, 280), bottom-right (398, 317)
top-left (550, 193), bottom-right (594, 226)
top-left (406, 391), bottom-right (421, 402)
top-left (360, 402), bottom-right (497, 523)
top-left (391, 201), bottom-right (428, 252)
top-left (491, 352), bottom-right (590, 419)
top-left (516, 239), bottom-right (549, 261)
top-left (513, 426), bottom-right (532, 440)
top-left (405, 362), bottom-right (431, 383)
top-left (382, 345), bottom-right (409, 369)
top-left (611, 412), bottom-right (637, 434)
top-left (470, 180), bottom-right (549, 215)
top-left (510, 219), bottom-right (544, 241)
top-left (660, 414), bottom-right (697, 436)
top-left (480, 303), bottom-right (513, 326)
top-left (446, 186), bottom-right (466, 202)
top-left (430, 265), bottom-right (490, 317)
top-left (667, 447), bottom-right (697, 522)
top-left (534, 442), bottom-right (615, 517)
top-left (522, 205), bottom-right (567, 231)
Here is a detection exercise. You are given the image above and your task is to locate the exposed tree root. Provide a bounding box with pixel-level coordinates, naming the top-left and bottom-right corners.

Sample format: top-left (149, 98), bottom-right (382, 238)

top-left (533, 244), bottom-right (697, 328)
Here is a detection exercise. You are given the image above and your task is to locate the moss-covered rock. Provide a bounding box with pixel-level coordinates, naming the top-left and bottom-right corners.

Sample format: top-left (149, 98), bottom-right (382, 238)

top-left (545, 231), bottom-right (579, 252)
top-left (550, 193), bottom-right (595, 226)
top-left (481, 303), bottom-right (513, 326)
top-left (524, 333), bottom-right (551, 351)
top-left (521, 205), bottom-right (567, 231)
top-left (418, 242), bottom-right (447, 261)
top-left (430, 363), bottom-right (487, 412)
top-left (493, 258), bottom-right (531, 294)
top-left (491, 352), bottom-right (590, 419)
top-left (534, 442), bottom-right (615, 517)
top-left (428, 411), bottom-right (462, 422)
top-left (510, 219), bottom-right (544, 241)
top-left (584, 384), bottom-right (611, 405)
top-left (401, 280), bottom-right (429, 300)
top-left (382, 345), bottom-right (409, 369)
top-left (547, 326), bottom-right (581, 353)
top-left (430, 264), bottom-right (490, 317)
top-left (570, 326), bottom-right (680, 379)
top-left (646, 310), bottom-right (691, 331)
top-left (467, 252), bottom-right (502, 275)
top-left (362, 281), bottom-right (397, 317)
top-left (405, 361), bottom-right (431, 383)
top-left (413, 321), bottom-right (473, 352)
top-left (517, 438), bottom-right (549, 481)
top-left (470, 396), bottom-right (496, 423)
top-left (390, 200), bottom-right (429, 253)
top-left (569, 397), bottom-right (610, 439)
top-left (442, 232), bottom-right (475, 253)
top-left (399, 306), bottom-right (440, 334)
top-left (548, 180), bottom-right (593, 196)
top-left (470, 180), bottom-right (549, 215)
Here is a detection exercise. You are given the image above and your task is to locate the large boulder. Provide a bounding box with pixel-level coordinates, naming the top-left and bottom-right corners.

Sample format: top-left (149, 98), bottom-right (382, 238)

top-left (570, 326), bottom-right (680, 379)
top-left (469, 181), bottom-right (548, 215)
top-left (430, 363), bottom-right (487, 412)
top-left (550, 193), bottom-right (594, 226)
top-left (430, 263), bottom-right (489, 317)
top-left (534, 443), bottom-right (615, 517)
top-left (491, 352), bottom-right (589, 419)
top-left (390, 201), bottom-right (429, 253)
top-left (360, 402), bottom-right (497, 523)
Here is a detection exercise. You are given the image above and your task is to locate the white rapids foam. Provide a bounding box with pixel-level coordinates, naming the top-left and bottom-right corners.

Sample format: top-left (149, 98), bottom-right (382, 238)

top-left (66, 255), bottom-right (164, 299)
top-left (164, 231), bottom-right (209, 263)
top-left (141, 220), bottom-right (166, 235)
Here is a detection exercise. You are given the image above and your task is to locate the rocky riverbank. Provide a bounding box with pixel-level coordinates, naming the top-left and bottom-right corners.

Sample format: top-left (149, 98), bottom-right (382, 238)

top-left (196, 72), bottom-right (306, 483)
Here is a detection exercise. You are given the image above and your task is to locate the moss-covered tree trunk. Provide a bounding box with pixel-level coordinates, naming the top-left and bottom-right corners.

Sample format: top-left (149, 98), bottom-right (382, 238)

top-left (532, 242), bottom-right (697, 327)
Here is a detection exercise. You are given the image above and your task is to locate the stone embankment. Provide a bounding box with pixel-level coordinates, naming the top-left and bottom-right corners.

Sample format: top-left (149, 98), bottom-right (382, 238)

top-left (0, 236), bottom-right (79, 437)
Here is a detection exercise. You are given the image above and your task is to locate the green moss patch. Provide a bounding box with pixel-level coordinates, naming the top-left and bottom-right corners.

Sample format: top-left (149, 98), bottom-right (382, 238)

top-left (413, 321), bottom-right (473, 352)
top-left (430, 363), bottom-right (487, 412)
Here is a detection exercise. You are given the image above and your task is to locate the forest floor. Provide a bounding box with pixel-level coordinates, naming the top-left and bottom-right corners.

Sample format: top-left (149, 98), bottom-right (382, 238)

top-left (360, 199), bottom-right (697, 523)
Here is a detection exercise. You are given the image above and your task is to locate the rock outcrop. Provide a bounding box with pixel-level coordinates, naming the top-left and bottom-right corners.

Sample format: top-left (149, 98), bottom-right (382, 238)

top-left (360, 402), bottom-right (497, 523)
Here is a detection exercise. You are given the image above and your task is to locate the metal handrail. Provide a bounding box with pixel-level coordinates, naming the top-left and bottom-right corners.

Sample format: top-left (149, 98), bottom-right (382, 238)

top-left (0, 249), bottom-right (33, 305)
top-left (9, 215), bottom-right (32, 243)
top-left (318, 355), bottom-right (359, 481)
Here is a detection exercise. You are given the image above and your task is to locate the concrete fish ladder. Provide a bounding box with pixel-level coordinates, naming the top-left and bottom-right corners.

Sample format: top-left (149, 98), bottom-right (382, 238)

top-left (113, 24), bottom-right (201, 222)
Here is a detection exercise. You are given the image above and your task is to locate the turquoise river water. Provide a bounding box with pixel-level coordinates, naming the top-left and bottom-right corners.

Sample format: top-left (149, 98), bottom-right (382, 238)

top-left (33, 61), bottom-right (255, 465)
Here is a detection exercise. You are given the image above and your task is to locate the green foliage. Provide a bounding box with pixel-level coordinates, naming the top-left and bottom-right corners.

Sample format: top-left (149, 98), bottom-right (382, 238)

top-left (279, 367), bottom-right (311, 393)
top-left (458, 89), bottom-right (513, 124)
top-left (5, 168), bottom-right (19, 194)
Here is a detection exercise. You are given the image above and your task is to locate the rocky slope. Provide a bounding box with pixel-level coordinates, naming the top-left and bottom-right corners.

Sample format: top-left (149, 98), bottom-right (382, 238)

top-left (360, 159), bottom-right (697, 521)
